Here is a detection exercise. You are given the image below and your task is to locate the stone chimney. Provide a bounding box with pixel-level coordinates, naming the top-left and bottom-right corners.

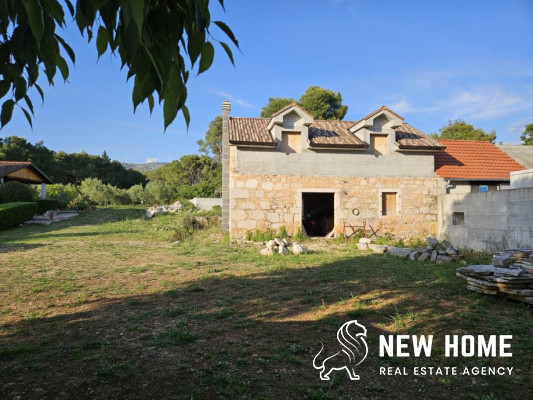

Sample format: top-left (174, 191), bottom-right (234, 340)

top-left (221, 100), bottom-right (231, 232)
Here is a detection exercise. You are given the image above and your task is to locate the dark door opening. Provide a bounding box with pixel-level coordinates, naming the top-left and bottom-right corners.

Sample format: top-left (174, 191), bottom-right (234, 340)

top-left (302, 192), bottom-right (334, 237)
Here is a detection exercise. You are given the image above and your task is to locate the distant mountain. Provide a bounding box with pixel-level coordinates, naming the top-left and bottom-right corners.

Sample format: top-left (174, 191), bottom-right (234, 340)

top-left (121, 162), bottom-right (168, 173)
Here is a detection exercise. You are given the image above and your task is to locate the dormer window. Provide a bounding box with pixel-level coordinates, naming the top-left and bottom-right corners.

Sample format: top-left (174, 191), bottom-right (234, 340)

top-left (281, 131), bottom-right (301, 154)
top-left (370, 134), bottom-right (389, 156)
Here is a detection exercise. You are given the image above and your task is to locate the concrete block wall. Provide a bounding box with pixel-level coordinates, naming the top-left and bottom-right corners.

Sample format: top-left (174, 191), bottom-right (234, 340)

top-left (511, 168), bottom-right (533, 189)
top-left (439, 187), bottom-right (533, 252)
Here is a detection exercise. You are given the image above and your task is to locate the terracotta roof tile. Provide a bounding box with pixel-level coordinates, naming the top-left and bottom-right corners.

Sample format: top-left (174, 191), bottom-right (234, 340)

top-left (395, 123), bottom-right (444, 150)
top-left (354, 105), bottom-right (404, 125)
top-left (270, 102), bottom-right (315, 119)
top-left (434, 140), bottom-right (526, 180)
top-left (228, 117), bottom-right (275, 146)
top-left (308, 120), bottom-right (366, 148)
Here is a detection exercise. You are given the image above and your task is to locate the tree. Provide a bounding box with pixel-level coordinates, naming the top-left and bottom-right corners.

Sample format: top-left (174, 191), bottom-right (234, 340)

top-left (0, 1), bottom-right (238, 130)
top-left (259, 87), bottom-right (348, 120)
top-left (298, 86), bottom-right (348, 120)
top-left (435, 119), bottom-right (496, 142)
top-left (520, 124), bottom-right (533, 145)
top-left (144, 180), bottom-right (174, 205)
top-left (197, 115), bottom-right (223, 162)
top-left (260, 97), bottom-right (294, 118)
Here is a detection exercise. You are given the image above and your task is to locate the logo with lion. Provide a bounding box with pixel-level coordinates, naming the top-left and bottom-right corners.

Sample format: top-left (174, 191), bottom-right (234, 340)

top-left (313, 320), bottom-right (368, 381)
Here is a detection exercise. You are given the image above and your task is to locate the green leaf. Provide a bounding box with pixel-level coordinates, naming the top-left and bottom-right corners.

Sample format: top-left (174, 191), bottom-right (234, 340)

top-left (56, 55), bottom-right (69, 80)
top-left (198, 42), bottom-right (214, 75)
top-left (219, 42), bottom-right (234, 66)
top-left (22, 0), bottom-right (45, 46)
top-left (121, 0), bottom-right (144, 36)
top-left (0, 80), bottom-right (11, 99)
top-left (96, 26), bottom-right (109, 57)
top-left (34, 83), bottom-right (44, 103)
top-left (1, 100), bottom-right (15, 129)
top-left (64, 0), bottom-right (75, 16)
top-left (22, 108), bottom-right (33, 128)
top-left (182, 104), bottom-right (190, 128)
top-left (14, 78), bottom-right (27, 101)
top-left (148, 94), bottom-right (154, 114)
top-left (24, 95), bottom-right (34, 114)
top-left (55, 34), bottom-right (76, 63)
top-left (163, 96), bottom-right (178, 131)
top-left (214, 21), bottom-right (239, 47)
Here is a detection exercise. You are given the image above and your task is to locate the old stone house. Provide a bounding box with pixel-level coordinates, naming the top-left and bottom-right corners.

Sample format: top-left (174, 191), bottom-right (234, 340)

top-left (221, 101), bottom-right (450, 239)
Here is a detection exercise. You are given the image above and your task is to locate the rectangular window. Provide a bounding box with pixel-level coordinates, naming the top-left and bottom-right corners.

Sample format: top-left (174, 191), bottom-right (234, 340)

top-left (281, 132), bottom-right (301, 153)
top-left (452, 212), bottom-right (465, 225)
top-left (479, 185), bottom-right (488, 192)
top-left (381, 192), bottom-right (397, 216)
top-left (370, 134), bottom-right (389, 156)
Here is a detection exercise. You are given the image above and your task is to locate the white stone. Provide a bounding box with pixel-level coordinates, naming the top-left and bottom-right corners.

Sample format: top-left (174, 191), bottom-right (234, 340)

top-left (357, 242), bottom-right (369, 251)
top-left (261, 248), bottom-right (275, 256)
top-left (278, 246), bottom-right (289, 256)
top-left (245, 179), bottom-right (258, 189)
top-left (266, 240), bottom-right (276, 249)
top-left (291, 243), bottom-right (308, 255)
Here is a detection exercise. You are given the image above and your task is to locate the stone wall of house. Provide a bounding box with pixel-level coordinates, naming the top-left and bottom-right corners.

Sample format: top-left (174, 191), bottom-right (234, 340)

top-left (228, 172), bottom-right (444, 239)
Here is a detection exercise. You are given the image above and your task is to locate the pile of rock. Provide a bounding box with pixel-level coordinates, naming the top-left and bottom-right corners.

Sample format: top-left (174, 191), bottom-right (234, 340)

top-left (456, 249), bottom-right (533, 304)
top-left (363, 236), bottom-right (464, 264)
top-left (260, 238), bottom-right (309, 256)
top-left (145, 201), bottom-right (183, 218)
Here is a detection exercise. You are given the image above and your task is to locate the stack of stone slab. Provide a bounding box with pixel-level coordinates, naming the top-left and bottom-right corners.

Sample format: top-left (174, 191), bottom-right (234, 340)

top-left (456, 249), bottom-right (533, 305)
top-left (260, 238), bottom-right (308, 256)
top-left (364, 237), bottom-right (463, 264)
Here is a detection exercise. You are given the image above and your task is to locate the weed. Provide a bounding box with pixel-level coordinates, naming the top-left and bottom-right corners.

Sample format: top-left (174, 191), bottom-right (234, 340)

top-left (153, 323), bottom-right (199, 347)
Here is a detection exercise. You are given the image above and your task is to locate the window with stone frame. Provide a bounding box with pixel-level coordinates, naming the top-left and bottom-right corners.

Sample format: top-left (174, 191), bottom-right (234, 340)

top-left (381, 192), bottom-right (397, 216)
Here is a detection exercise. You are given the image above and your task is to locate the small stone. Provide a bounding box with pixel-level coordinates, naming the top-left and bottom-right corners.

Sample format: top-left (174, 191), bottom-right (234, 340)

top-left (409, 251), bottom-right (421, 261)
top-left (492, 253), bottom-right (513, 267)
top-left (281, 238), bottom-right (289, 246)
top-left (278, 246), bottom-right (289, 256)
top-left (460, 260), bottom-right (468, 266)
top-left (265, 240), bottom-right (276, 250)
top-left (359, 237), bottom-right (371, 244)
top-left (418, 252), bottom-right (430, 262)
top-left (387, 246), bottom-right (411, 258)
top-left (260, 248), bottom-right (275, 256)
top-left (445, 246), bottom-right (458, 256)
top-left (369, 244), bottom-right (387, 254)
top-left (274, 238), bottom-right (283, 246)
top-left (357, 242), bottom-right (369, 251)
top-left (437, 249), bottom-right (447, 255)
top-left (430, 250), bottom-right (438, 263)
top-left (291, 243), bottom-right (308, 255)
top-left (426, 237), bottom-right (439, 248)
top-left (436, 255), bottom-right (453, 264)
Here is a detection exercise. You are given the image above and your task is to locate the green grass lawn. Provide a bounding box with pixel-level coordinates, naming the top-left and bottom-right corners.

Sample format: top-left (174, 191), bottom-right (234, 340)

top-left (0, 208), bottom-right (531, 399)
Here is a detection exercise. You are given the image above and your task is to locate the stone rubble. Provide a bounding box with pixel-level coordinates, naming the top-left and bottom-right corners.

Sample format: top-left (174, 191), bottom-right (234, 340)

top-left (456, 249), bottom-right (533, 305)
top-left (259, 238), bottom-right (308, 256)
top-left (145, 201), bottom-right (183, 218)
top-left (364, 236), bottom-right (463, 264)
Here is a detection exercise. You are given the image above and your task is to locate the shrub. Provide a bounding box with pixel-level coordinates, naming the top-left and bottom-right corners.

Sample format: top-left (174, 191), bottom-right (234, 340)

top-left (34, 199), bottom-right (58, 214)
top-left (0, 202), bottom-right (38, 230)
top-left (293, 227), bottom-right (306, 242)
top-left (0, 181), bottom-right (35, 203)
top-left (277, 226), bottom-right (288, 239)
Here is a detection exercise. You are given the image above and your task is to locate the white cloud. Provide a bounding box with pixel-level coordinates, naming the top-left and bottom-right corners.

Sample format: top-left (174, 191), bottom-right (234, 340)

top-left (437, 86), bottom-right (529, 120)
top-left (209, 90), bottom-right (254, 108)
top-left (507, 117), bottom-right (533, 134)
top-left (146, 157), bottom-right (159, 163)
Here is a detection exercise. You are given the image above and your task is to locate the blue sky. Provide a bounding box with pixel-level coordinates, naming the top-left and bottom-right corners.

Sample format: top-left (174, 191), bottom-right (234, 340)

top-left (3, 0), bottom-right (533, 163)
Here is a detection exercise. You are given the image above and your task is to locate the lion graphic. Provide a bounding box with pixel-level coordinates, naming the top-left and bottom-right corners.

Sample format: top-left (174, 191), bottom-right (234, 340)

top-left (312, 320), bottom-right (368, 381)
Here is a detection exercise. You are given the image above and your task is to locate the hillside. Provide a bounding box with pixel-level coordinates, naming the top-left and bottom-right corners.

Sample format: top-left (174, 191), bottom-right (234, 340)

top-left (121, 162), bottom-right (168, 173)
